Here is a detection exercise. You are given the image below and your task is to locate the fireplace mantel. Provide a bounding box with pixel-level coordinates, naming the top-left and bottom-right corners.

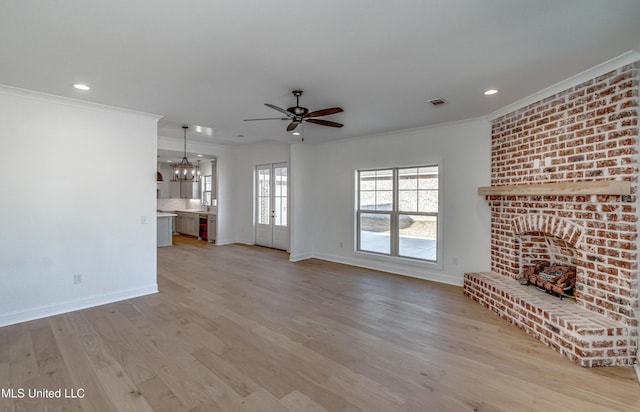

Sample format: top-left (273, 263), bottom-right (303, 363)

top-left (477, 180), bottom-right (631, 196)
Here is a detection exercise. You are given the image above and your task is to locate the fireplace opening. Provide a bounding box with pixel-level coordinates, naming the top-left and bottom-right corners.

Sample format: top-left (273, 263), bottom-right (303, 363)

top-left (517, 233), bottom-right (578, 301)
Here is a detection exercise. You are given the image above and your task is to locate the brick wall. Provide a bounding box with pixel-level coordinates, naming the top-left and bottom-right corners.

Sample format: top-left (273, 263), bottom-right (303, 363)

top-left (519, 234), bottom-right (577, 267)
top-left (465, 62), bottom-right (639, 366)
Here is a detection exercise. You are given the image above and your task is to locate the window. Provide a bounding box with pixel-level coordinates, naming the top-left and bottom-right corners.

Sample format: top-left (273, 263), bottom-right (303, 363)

top-left (357, 165), bottom-right (439, 262)
top-left (202, 175), bottom-right (212, 206)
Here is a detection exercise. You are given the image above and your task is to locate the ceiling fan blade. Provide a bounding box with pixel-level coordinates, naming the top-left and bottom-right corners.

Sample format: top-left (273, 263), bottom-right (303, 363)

top-left (244, 117), bottom-right (289, 121)
top-left (286, 121), bottom-right (301, 131)
top-left (305, 107), bottom-right (344, 118)
top-left (305, 118), bottom-right (344, 128)
top-left (265, 103), bottom-right (294, 118)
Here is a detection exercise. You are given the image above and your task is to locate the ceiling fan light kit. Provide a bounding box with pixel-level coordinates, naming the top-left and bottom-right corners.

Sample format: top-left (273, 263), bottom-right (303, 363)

top-left (244, 90), bottom-right (344, 134)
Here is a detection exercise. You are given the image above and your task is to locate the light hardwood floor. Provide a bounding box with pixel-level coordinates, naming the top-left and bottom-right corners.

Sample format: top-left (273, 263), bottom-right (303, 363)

top-left (2, 236), bottom-right (639, 411)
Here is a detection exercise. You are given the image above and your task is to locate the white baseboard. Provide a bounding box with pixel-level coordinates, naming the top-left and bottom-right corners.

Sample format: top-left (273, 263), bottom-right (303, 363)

top-left (308, 252), bottom-right (463, 287)
top-left (216, 239), bottom-right (254, 247)
top-left (0, 284), bottom-right (158, 327)
top-left (289, 252), bottom-right (314, 262)
top-left (214, 239), bottom-right (236, 246)
top-left (634, 363), bottom-right (640, 385)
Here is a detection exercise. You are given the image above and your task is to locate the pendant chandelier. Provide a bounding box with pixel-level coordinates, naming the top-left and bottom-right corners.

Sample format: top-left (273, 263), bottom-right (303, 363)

top-left (172, 126), bottom-right (200, 182)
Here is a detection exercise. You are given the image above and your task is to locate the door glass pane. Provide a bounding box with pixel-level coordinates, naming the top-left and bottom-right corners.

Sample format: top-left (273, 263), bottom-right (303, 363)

top-left (274, 166), bottom-right (287, 227)
top-left (274, 197), bottom-right (287, 227)
top-left (398, 214), bottom-right (437, 261)
top-left (258, 167), bottom-right (270, 225)
top-left (359, 213), bottom-right (391, 254)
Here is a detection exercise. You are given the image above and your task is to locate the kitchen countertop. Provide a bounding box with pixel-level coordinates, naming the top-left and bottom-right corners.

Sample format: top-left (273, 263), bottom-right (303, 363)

top-left (157, 212), bottom-right (177, 217)
top-left (161, 209), bottom-right (216, 215)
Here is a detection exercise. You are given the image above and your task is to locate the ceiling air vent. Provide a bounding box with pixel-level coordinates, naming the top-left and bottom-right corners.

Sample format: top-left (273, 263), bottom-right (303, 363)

top-left (428, 97), bottom-right (446, 106)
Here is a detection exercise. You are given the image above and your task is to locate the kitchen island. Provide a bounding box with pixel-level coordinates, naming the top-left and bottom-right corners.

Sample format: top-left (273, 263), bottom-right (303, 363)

top-left (157, 212), bottom-right (177, 247)
top-left (160, 208), bottom-right (216, 242)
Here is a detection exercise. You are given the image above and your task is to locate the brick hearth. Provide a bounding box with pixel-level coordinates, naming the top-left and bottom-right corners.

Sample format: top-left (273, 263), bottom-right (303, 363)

top-left (465, 61), bottom-right (639, 366)
top-left (464, 272), bottom-right (633, 367)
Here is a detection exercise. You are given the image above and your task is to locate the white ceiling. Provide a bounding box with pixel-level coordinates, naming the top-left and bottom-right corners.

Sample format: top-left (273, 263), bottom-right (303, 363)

top-left (1, 1), bottom-right (639, 146)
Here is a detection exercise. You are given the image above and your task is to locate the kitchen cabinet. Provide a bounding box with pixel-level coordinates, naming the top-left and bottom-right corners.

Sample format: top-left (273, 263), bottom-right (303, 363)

top-left (176, 212), bottom-right (199, 237)
top-left (157, 181), bottom-right (169, 199)
top-left (157, 213), bottom-right (176, 247)
top-left (207, 215), bottom-right (216, 242)
top-left (175, 212), bottom-right (183, 233)
top-left (169, 181), bottom-right (181, 198)
top-left (157, 164), bottom-right (173, 199)
top-left (181, 181), bottom-right (199, 199)
top-left (168, 181), bottom-right (199, 199)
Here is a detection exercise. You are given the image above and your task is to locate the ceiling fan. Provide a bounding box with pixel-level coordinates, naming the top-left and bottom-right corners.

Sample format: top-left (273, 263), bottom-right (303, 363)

top-left (244, 90), bottom-right (343, 132)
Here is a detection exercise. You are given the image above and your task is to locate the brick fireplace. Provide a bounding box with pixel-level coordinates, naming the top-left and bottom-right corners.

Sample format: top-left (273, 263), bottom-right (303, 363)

top-left (464, 62), bottom-right (639, 367)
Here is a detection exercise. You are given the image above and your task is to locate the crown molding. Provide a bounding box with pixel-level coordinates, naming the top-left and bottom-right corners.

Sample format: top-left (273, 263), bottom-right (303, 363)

top-left (487, 50), bottom-right (640, 121)
top-left (0, 83), bottom-right (162, 120)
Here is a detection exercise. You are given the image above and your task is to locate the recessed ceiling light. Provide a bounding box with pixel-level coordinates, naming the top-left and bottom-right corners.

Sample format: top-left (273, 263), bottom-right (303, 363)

top-left (292, 132), bottom-right (301, 136)
top-left (73, 83), bottom-right (90, 91)
top-left (197, 154), bottom-right (203, 157)
top-left (484, 89), bottom-right (498, 95)
top-left (193, 125), bottom-right (213, 136)
top-left (167, 160), bottom-right (173, 163)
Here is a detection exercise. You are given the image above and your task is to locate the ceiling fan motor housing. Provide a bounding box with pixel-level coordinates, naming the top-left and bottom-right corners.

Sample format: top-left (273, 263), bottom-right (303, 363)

top-left (288, 106), bottom-right (308, 115)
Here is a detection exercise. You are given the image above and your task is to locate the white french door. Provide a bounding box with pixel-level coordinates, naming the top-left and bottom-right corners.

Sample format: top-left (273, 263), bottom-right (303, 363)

top-left (255, 163), bottom-right (289, 250)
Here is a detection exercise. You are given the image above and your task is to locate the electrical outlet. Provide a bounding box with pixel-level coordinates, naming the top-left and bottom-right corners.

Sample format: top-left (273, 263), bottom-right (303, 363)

top-left (141, 215), bottom-right (149, 224)
top-left (452, 257), bottom-right (459, 265)
top-left (73, 274), bottom-right (82, 284)
top-left (339, 241), bottom-right (344, 248)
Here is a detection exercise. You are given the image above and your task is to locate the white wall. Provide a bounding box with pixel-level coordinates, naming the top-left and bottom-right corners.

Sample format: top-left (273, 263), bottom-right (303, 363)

top-left (222, 141), bottom-right (291, 245)
top-left (0, 86), bottom-right (159, 326)
top-left (290, 119), bottom-right (492, 286)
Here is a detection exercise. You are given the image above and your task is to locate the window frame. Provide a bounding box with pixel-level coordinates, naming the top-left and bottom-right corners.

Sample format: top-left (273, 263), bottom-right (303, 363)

top-left (355, 164), bottom-right (442, 267)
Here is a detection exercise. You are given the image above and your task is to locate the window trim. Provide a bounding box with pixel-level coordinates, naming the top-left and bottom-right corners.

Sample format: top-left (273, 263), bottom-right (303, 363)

top-left (354, 164), bottom-right (443, 268)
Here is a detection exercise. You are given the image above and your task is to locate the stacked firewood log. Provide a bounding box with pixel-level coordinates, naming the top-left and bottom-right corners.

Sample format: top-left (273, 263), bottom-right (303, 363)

top-left (522, 260), bottom-right (576, 295)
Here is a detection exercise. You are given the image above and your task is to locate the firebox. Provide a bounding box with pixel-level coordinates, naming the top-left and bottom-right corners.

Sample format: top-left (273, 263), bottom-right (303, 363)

top-left (518, 233), bottom-right (578, 300)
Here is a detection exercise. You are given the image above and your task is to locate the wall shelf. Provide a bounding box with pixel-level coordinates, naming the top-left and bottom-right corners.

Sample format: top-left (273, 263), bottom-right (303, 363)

top-left (477, 181), bottom-right (631, 196)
